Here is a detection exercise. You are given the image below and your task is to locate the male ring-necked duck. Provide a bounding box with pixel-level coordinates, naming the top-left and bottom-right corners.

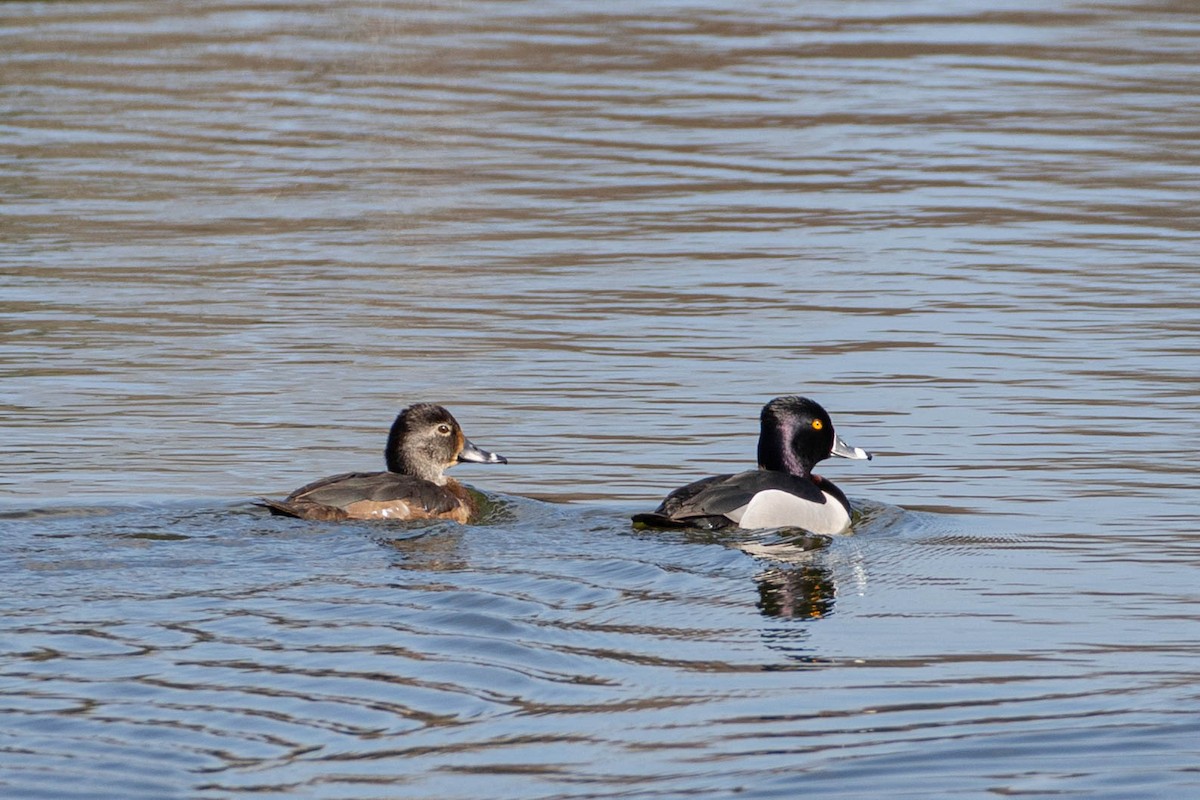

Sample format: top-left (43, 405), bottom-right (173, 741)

top-left (632, 396), bottom-right (871, 534)
top-left (260, 403), bottom-right (507, 523)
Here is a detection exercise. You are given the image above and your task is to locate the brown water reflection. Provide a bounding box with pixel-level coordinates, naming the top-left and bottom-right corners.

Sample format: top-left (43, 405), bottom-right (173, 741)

top-left (3, 1), bottom-right (1200, 798)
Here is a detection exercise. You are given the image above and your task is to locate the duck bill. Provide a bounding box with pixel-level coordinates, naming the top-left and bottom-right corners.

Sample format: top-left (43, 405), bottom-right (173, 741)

top-left (831, 434), bottom-right (872, 461)
top-left (458, 438), bottom-right (508, 465)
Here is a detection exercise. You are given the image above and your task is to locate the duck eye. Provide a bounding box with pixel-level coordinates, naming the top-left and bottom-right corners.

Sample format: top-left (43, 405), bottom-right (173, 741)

top-left (437, 424), bottom-right (452, 435)
top-left (811, 419), bottom-right (824, 431)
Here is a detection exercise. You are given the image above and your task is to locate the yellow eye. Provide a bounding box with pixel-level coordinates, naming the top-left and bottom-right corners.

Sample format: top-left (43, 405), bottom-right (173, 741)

top-left (812, 419), bottom-right (823, 431)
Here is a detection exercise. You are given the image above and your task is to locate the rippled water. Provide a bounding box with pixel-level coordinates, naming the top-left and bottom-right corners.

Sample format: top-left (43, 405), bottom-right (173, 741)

top-left (3, 1), bottom-right (1199, 798)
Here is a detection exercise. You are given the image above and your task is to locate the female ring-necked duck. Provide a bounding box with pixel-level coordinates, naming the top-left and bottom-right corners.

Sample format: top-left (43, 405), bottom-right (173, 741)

top-left (260, 403), bottom-right (507, 523)
top-left (632, 396), bottom-right (871, 534)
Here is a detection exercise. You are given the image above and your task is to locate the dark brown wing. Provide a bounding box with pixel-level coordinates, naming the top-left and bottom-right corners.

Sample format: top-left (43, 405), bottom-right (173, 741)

top-left (290, 471), bottom-right (461, 512)
top-left (261, 471), bottom-right (463, 519)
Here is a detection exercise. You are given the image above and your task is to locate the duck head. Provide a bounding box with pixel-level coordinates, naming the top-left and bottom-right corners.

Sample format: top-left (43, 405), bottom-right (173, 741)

top-left (385, 403), bottom-right (507, 484)
top-left (756, 396), bottom-right (871, 476)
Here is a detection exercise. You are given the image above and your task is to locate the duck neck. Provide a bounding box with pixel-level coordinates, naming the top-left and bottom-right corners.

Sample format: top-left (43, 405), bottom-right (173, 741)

top-left (388, 450), bottom-right (446, 484)
top-left (758, 428), bottom-right (810, 476)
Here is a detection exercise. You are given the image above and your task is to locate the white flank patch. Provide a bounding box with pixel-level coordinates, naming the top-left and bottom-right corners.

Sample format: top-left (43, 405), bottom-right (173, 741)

top-left (732, 489), bottom-right (851, 534)
top-left (353, 503), bottom-right (413, 520)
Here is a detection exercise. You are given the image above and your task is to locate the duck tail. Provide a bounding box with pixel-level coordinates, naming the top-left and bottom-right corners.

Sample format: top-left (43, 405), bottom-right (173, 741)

top-left (256, 498), bottom-right (302, 518)
top-left (632, 512), bottom-right (736, 531)
top-left (631, 512), bottom-right (690, 529)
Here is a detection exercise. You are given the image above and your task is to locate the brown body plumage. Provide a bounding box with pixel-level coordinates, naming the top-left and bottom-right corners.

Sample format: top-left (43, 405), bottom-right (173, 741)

top-left (261, 404), bottom-right (506, 523)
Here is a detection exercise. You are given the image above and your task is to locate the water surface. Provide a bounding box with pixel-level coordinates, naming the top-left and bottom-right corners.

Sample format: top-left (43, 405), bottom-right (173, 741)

top-left (2, 1), bottom-right (1198, 798)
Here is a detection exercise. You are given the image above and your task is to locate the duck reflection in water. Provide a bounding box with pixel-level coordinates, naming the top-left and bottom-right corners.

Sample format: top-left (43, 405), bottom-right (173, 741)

top-left (755, 563), bottom-right (837, 620)
top-left (735, 530), bottom-right (839, 620)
